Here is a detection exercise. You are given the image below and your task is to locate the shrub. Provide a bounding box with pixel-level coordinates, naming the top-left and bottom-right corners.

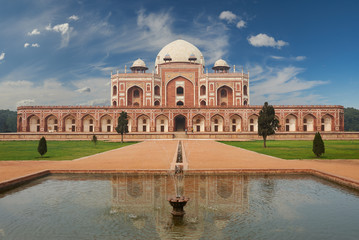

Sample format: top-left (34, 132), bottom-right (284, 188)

top-left (313, 132), bottom-right (325, 157)
top-left (37, 136), bottom-right (47, 157)
top-left (92, 135), bottom-right (97, 145)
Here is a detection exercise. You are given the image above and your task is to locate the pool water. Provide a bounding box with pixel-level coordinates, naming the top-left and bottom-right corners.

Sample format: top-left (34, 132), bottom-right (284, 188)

top-left (0, 173), bottom-right (359, 240)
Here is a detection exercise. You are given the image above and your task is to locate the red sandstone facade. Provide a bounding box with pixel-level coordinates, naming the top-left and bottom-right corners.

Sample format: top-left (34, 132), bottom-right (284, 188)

top-left (17, 40), bottom-right (344, 134)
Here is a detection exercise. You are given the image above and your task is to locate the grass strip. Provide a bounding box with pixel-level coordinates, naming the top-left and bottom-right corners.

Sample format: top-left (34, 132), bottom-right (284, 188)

top-left (0, 141), bottom-right (137, 161)
top-left (220, 140), bottom-right (359, 159)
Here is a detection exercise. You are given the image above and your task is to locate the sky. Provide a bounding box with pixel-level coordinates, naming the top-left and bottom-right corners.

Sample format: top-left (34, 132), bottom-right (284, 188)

top-left (1, 0), bottom-right (359, 110)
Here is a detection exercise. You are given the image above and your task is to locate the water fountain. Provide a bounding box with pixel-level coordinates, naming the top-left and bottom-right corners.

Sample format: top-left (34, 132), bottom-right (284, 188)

top-left (168, 141), bottom-right (190, 217)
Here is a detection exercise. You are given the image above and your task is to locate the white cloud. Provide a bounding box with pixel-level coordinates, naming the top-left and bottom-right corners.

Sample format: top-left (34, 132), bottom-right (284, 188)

top-left (249, 65), bottom-right (327, 105)
top-left (45, 24), bottom-right (52, 31)
top-left (76, 87), bottom-right (91, 93)
top-left (270, 55), bottom-right (306, 61)
top-left (0, 52), bottom-right (5, 61)
top-left (27, 28), bottom-right (40, 36)
top-left (294, 56), bottom-right (306, 61)
top-left (24, 43), bottom-right (40, 48)
top-left (85, 98), bottom-right (109, 106)
top-left (248, 33), bottom-right (288, 49)
top-left (0, 77), bottom-right (109, 110)
top-left (219, 11), bottom-right (246, 29)
top-left (3, 80), bottom-right (33, 88)
top-left (92, 10), bottom-right (230, 65)
top-left (45, 23), bottom-right (73, 47)
top-left (271, 56), bottom-right (285, 60)
top-left (69, 15), bottom-right (79, 21)
top-left (219, 11), bottom-right (237, 23)
top-left (236, 20), bottom-right (246, 29)
top-left (52, 23), bottom-right (70, 35)
top-left (17, 99), bottom-right (35, 107)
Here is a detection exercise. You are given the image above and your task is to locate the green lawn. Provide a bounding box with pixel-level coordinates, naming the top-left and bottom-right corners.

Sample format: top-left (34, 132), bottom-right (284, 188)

top-left (221, 140), bottom-right (359, 159)
top-left (0, 141), bottom-right (137, 160)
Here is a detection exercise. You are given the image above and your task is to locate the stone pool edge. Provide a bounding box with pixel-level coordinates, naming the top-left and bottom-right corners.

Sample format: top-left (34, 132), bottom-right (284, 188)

top-left (1, 168), bottom-right (359, 194)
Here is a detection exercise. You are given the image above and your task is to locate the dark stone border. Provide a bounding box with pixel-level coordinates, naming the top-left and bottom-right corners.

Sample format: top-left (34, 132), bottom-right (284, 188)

top-left (1, 168), bottom-right (358, 194)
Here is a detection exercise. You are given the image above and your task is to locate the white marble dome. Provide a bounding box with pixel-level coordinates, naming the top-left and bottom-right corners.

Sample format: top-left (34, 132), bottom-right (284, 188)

top-left (213, 59), bottom-right (229, 68)
top-left (131, 58), bottom-right (147, 68)
top-left (155, 39), bottom-right (204, 67)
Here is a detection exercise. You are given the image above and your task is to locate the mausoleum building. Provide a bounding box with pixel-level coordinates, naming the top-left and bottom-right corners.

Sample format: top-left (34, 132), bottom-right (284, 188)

top-left (17, 40), bottom-right (344, 134)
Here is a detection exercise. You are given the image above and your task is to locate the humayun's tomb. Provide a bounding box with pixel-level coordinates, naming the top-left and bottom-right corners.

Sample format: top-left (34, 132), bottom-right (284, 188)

top-left (16, 39), bottom-right (344, 138)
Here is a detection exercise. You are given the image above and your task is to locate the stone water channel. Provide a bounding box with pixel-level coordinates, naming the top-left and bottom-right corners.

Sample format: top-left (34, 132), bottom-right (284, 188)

top-left (169, 141), bottom-right (190, 217)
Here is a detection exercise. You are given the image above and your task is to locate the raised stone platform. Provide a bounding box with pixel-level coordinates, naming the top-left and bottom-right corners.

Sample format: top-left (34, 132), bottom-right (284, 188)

top-left (0, 132), bottom-right (358, 141)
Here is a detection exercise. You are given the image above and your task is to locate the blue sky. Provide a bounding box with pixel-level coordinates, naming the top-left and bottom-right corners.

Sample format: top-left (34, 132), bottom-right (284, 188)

top-left (1, 0), bottom-right (358, 110)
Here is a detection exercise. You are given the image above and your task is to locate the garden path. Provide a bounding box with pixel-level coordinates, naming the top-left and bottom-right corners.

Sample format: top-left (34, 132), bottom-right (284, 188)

top-left (1, 140), bottom-right (358, 188)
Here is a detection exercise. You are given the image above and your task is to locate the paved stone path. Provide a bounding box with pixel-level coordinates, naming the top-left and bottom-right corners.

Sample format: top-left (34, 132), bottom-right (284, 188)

top-left (1, 140), bottom-right (359, 186)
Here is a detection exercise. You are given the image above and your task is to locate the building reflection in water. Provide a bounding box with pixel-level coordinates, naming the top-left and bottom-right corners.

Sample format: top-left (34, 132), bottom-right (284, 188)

top-left (110, 173), bottom-right (249, 239)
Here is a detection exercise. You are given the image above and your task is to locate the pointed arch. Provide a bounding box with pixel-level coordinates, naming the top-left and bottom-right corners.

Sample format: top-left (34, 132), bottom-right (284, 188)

top-left (63, 114), bottom-right (76, 132)
top-left (166, 76), bottom-right (194, 107)
top-left (154, 85), bottom-right (160, 96)
top-left (82, 114), bottom-right (95, 132)
top-left (45, 114), bottom-right (58, 132)
top-left (18, 116), bottom-right (22, 132)
top-left (127, 116), bottom-right (133, 133)
top-left (229, 114), bottom-right (242, 132)
top-left (127, 85), bottom-right (144, 107)
top-left (27, 114), bottom-right (40, 132)
top-left (211, 114), bottom-right (224, 132)
top-left (285, 113), bottom-right (297, 132)
top-left (243, 85), bottom-right (248, 96)
top-left (155, 114), bottom-right (169, 132)
top-left (113, 85), bottom-right (117, 96)
top-left (192, 114), bottom-right (206, 132)
top-left (248, 114), bottom-right (258, 132)
top-left (303, 113), bottom-right (316, 132)
top-left (321, 114), bottom-right (334, 132)
top-left (137, 114), bottom-right (150, 132)
top-left (217, 85), bottom-right (233, 106)
top-left (174, 114), bottom-right (187, 131)
top-left (100, 114), bottom-right (113, 132)
top-left (200, 85), bottom-right (206, 95)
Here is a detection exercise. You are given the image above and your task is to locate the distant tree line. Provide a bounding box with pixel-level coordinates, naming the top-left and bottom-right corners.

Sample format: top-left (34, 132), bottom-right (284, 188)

top-left (0, 110), bottom-right (17, 132)
top-left (344, 107), bottom-right (359, 131)
top-left (0, 107), bottom-right (359, 132)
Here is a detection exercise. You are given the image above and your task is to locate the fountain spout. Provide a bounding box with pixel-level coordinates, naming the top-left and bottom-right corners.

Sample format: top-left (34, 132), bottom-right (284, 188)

top-left (168, 196), bottom-right (190, 216)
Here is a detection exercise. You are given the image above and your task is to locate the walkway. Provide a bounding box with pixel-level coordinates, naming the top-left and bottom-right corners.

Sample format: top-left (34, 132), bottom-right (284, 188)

top-left (1, 140), bottom-right (359, 187)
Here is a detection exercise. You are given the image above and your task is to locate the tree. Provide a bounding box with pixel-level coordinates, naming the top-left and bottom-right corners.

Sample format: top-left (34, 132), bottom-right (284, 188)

top-left (313, 132), bottom-right (325, 157)
top-left (258, 102), bottom-right (280, 148)
top-left (344, 107), bottom-right (359, 131)
top-left (115, 111), bottom-right (129, 143)
top-left (0, 109), bottom-right (17, 132)
top-left (37, 136), bottom-right (47, 157)
top-left (92, 134), bottom-right (97, 146)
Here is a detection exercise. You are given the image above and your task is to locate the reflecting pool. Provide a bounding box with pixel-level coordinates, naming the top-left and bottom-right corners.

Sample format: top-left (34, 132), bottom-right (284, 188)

top-left (1, 174), bottom-right (359, 239)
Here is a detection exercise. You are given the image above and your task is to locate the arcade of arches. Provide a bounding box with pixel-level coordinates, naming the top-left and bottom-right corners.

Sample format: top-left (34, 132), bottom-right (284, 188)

top-left (21, 111), bottom-right (340, 133)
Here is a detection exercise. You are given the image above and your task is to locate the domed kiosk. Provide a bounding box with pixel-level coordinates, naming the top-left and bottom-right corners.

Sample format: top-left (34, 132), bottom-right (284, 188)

top-left (131, 58), bottom-right (148, 73)
top-left (212, 59), bottom-right (230, 73)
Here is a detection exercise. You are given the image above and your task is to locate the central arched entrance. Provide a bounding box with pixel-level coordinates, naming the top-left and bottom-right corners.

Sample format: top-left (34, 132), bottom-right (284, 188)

top-left (174, 115), bottom-right (186, 131)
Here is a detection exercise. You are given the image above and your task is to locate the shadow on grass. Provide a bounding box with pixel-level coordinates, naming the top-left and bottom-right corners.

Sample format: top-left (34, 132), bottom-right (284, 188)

top-left (35, 156), bottom-right (50, 159)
